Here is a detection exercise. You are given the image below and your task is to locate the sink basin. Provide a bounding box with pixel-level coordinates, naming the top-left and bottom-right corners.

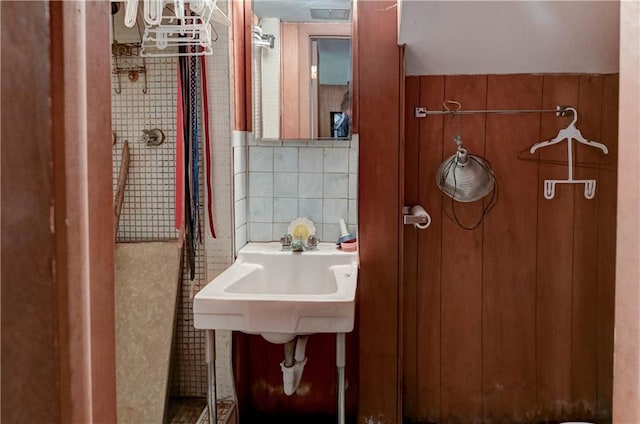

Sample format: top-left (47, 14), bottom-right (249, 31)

top-left (193, 242), bottom-right (358, 342)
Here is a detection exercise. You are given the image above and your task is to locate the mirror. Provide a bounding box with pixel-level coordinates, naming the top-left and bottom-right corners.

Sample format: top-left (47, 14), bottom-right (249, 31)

top-left (251, 0), bottom-right (353, 140)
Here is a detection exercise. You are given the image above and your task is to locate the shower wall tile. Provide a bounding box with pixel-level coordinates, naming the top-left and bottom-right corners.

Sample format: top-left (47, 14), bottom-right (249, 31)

top-left (111, 56), bottom-right (178, 242)
top-left (113, 0), bottom-right (237, 402)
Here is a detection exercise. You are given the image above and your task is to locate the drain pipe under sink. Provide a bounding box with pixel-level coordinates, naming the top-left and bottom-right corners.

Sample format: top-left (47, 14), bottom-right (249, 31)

top-left (280, 335), bottom-right (309, 395)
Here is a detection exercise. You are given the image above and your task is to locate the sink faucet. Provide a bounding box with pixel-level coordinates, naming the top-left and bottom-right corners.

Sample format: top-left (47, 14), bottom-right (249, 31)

top-left (291, 239), bottom-right (306, 252)
top-left (281, 234), bottom-right (318, 252)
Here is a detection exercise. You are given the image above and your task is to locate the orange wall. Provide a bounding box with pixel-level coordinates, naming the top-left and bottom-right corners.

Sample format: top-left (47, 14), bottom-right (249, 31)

top-left (403, 74), bottom-right (618, 423)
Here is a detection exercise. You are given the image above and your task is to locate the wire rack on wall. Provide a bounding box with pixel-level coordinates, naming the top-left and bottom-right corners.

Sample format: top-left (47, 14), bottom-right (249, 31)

top-left (112, 41), bottom-right (148, 94)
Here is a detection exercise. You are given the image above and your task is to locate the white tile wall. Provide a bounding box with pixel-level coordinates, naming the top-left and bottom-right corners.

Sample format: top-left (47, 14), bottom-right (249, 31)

top-left (112, 0), bottom-right (237, 402)
top-left (233, 132), bottom-right (248, 256)
top-left (260, 18), bottom-right (281, 139)
top-left (111, 55), bottom-right (179, 242)
top-left (203, 0), bottom-right (236, 402)
top-left (243, 137), bottom-right (359, 244)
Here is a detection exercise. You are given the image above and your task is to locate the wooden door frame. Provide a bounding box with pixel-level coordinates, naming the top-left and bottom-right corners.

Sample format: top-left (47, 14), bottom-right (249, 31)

top-left (1, 2), bottom-right (116, 422)
top-left (612, 0), bottom-right (640, 421)
top-left (53, 2), bottom-right (116, 421)
top-left (355, 1), bottom-right (403, 422)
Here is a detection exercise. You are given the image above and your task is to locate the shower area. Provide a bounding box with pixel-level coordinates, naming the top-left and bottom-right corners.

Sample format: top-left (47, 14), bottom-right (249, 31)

top-left (109, 1), bottom-right (236, 422)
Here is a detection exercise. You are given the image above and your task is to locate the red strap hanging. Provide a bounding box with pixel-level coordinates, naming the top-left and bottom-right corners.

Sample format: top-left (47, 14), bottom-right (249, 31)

top-left (200, 57), bottom-right (217, 238)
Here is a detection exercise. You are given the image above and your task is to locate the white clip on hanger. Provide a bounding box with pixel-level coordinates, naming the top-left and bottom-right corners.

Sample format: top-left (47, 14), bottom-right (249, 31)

top-left (529, 107), bottom-right (608, 200)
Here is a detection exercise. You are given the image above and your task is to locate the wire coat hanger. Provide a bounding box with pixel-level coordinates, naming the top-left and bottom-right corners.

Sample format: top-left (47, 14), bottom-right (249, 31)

top-left (529, 107), bottom-right (608, 200)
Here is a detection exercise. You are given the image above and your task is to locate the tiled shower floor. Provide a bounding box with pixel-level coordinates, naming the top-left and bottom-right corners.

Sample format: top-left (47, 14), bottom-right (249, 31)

top-left (168, 398), bottom-right (235, 424)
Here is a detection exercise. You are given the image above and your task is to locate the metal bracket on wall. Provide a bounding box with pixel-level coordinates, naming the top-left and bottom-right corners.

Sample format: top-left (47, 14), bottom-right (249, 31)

top-left (414, 106), bottom-right (428, 118)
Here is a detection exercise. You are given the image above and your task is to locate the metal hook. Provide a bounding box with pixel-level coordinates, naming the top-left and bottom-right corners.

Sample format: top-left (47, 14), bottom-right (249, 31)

top-left (443, 100), bottom-right (462, 112)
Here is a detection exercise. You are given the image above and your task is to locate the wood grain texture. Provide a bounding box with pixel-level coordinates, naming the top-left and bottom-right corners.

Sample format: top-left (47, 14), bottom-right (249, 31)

top-left (402, 74), bottom-right (617, 424)
top-left (244, 0), bottom-right (253, 132)
top-left (2, 2), bottom-right (117, 422)
top-left (356, 0), bottom-right (401, 422)
top-left (439, 75), bottom-right (487, 423)
top-left (232, 0), bottom-right (248, 131)
top-left (402, 76), bottom-right (421, 420)
top-left (280, 22), bottom-right (302, 139)
top-left (85, 3), bottom-right (118, 420)
top-left (1, 3), bottom-right (60, 422)
top-left (416, 75), bottom-right (445, 422)
top-left (535, 74), bottom-right (579, 419)
top-left (280, 23), bottom-right (301, 138)
top-left (571, 75), bottom-right (605, 416)
top-left (482, 75), bottom-right (541, 422)
top-left (318, 84), bottom-right (349, 138)
top-left (596, 75), bottom-right (618, 421)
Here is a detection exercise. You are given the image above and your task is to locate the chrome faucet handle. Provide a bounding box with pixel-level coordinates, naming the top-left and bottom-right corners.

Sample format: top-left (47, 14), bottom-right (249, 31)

top-left (306, 235), bottom-right (318, 250)
top-left (280, 234), bottom-right (293, 250)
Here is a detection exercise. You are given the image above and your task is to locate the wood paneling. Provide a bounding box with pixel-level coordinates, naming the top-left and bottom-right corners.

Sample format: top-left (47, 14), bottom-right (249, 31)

top-left (416, 75), bottom-right (445, 422)
top-left (1, 2), bottom-right (60, 422)
top-left (483, 74), bottom-right (541, 422)
top-left (232, 0), bottom-right (251, 131)
top-left (280, 23), bottom-right (301, 138)
top-left (597, 74), bottom-right (618, 421)
top-left (402, 76), bottom-right (421, 421)
top-left (440, 75), bottom-right (487, 422)
top-left (403, 74), bottom-right (617, 423)
top-left (357, 0), bottom-right (402, 422)
top-left (535, 74), bottom-right (579, 420)
top-left (318, 84), bottom-right (348, 138)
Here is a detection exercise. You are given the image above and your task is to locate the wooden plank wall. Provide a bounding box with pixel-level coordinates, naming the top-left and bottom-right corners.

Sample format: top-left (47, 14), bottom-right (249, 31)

top-left (403, 74), bottom-right (618, 424)
top-left (356, 0), bottom-right (402, 422)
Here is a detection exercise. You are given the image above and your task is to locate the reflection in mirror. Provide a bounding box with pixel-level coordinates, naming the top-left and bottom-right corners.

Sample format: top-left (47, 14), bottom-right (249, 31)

top-left (251, 0), bottom-right (352, 141)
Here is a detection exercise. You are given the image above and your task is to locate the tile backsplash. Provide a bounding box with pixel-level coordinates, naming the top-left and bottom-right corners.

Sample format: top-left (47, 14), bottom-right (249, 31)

top-left (235, 136), bottom-right (358, 245)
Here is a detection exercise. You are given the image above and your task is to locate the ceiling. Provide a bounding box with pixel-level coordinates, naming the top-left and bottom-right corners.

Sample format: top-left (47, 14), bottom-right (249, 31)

top-left (398, 0), bottom-right (620, 75)
top-left (253, 0), bottom-right (352, 22)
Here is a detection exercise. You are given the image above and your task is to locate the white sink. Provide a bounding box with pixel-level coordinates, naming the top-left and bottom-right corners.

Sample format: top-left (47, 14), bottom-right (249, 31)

top-left (193, 242), bottom-right (358, 343)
